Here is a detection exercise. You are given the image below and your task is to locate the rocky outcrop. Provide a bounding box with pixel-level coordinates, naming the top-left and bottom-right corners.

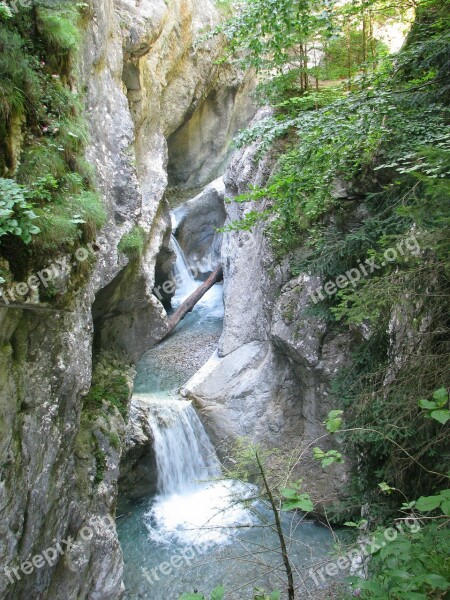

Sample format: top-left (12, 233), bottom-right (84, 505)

top-left (172, 177), bottom-right (227, 277)
top-left (182, 111), bottom-right (353, 507)
top-left (167, 72), bottom-right (256, 188)
top-left (118, 396), bottom-right (158, 500)
top-left (0, 0), bottom-right (254, 598)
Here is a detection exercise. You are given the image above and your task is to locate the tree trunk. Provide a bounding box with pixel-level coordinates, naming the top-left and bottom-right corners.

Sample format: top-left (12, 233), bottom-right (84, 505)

top-left (256, 451), bottom-right (295, 600)
top-left (159, 266), bottom-right (223, 342)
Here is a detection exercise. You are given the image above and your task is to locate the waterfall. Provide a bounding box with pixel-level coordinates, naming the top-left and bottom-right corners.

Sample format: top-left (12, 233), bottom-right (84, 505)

top-left (170, 232), bottom-right (224, 319)
top-left (147, 397), bottom-right (220, 495)
top-left (171, 234), bottom-right (198, 304)
top-left (136, 393), bottom-right (255, 547)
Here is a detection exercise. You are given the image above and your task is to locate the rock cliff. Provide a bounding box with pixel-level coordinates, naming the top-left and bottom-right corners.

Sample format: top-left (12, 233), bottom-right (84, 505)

top-left (0, 1), bottom-right (254, 597)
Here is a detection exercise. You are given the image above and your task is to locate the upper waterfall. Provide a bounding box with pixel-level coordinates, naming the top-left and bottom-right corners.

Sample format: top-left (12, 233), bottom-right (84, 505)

top-left (171, 235), bottom-right (198, 305)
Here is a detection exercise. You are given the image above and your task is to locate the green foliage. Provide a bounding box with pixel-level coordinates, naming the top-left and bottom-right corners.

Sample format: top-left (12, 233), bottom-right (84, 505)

top-left (215, 0), bottom-right (405, 108)
top-left (0, 2), bottom-right (12, 19)
top-left (84, 376), bottom-right (130, 420)
top-left (321, 31), bottom-right (389, 81)
top-left (216, 0), bottom-right (333, 73)
top-left (418, 387), bottom-right (450, 425)
top-left (313, 447), bottom-right (344, 467)
top-left (118, 226), bottom-right (147, 259)
top-left (36, 7), bottom-right (80, 54)
top-left (0, 178), bottom-right (40, 243)
top-left (223, 0), bottom-right (450, 523)
top-left (83, 356), bottom-right (131, 421)
top-left (324, 409), bottom-right (344, 433)
top-left (349, 521), bottom-right (450, 598)
top-left (414, 489), bottom-right (450, 514)
top-left (0, 1), bottom-right (104, 255)
top-left (179, 586), bottom-right (224, 600)
top-left (280, 480), bottom-right (314, 512)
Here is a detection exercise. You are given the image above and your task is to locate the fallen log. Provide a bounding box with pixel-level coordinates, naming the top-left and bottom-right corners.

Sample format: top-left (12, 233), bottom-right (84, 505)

top-left (159, 265), bottom-right (223, 342)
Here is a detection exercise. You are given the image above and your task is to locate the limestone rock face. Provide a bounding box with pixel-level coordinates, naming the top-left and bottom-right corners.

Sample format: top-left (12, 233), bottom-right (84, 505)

top-left (167, 72), bottom-right (257, 188)
top-left (0, 0), bottom-right (254, 598)
top-left (182, 111), bottom-right (353, 507)
top-left (173, 177), bottom-right (227, 276)
top-left (118, 396), bottom-right (157, 500)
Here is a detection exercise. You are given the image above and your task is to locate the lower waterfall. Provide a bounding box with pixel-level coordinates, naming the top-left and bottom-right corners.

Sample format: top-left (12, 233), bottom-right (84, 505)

top-left (148, 398), bottom-right (221, 496)
top-left (138, 393), bottom-right (255, 547)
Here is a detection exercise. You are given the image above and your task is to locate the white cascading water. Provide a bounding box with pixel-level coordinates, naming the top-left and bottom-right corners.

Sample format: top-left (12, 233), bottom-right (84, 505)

top-left (170, 234), bottom-right (224, 319)
top-left (148, 396), bottom-right (221, 495)
top-left (171, 235), bottom-right (198, 304)
top-left (138, 225), bottom-right (252, 548)
top-left (139, 391), bottom-right (255, 548)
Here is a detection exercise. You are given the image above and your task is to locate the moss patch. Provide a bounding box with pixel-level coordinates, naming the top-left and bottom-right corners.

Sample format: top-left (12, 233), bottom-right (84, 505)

top-left (118, 226), bottom-right (146, 260)
top-left (82, 353), bottom-right (133, 421)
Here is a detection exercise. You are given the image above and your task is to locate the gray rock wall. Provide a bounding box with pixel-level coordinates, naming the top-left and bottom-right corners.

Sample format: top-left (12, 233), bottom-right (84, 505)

top-left (0, 0), bottom-right (254, 597)
top-left (182, 111), bottom-right (353, 509)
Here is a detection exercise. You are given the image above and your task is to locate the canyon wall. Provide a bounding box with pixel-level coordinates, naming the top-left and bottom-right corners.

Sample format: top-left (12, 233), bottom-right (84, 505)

top-left (182, 111), bottom-right (353, 508)
top-left (0, 1), bottom-right (254, 597)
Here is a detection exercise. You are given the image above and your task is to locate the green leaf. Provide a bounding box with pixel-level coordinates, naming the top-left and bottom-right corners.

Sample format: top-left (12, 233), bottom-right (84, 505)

top-left (281, 488), bottom-right (299, 499)
top-left (313, 447), bottom-right (326, 460)
top-left (324, 410), bottom-right (344, 433)
top-left (281, 495), bottom-right (313, 512)
top-left (418, 573), bottom-right (450, 590)
top-left (430, 410), bottom-right (450, 425)
top-left (388, 569), bottom-right (413, 579)
top-left (379, 481), bottom-right (395, 493)
top-left (357, 580), bottom-right (384, 592)
top-left (415, 495), bottom-right (443, 512)
top-left (440, 499), bottom-right (450, 515)
top-left (211, 585), bottom-right (225, 600)
top-left (179, 594), bottom-right (204, 600)
top-left (432, 387), bottom-right (448, 407)
top-left (418, 399), bottom-right (437, 410)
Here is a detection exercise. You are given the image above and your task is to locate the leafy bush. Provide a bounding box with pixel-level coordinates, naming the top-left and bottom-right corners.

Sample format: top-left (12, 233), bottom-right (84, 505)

top-left (0, 2), bottom-right (12, 20)
top-left (349, 520), bottom-right (450, 598)
top-left (0, 178), bottom-right (40, 244)
top-left (223, 0), bottom-right (450, 523)
top-left (36, 7), bottom-right (80, 53)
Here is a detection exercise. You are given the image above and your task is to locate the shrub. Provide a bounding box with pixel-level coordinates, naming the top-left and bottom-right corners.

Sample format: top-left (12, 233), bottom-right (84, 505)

top-left (0, 2), bottom-right (105, 257)
top-left (31, 191), bottom-right (106, 251)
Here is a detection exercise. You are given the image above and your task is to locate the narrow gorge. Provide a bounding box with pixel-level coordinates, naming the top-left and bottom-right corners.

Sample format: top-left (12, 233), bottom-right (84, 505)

top-left (0, 0), bottom-right (448, 599)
